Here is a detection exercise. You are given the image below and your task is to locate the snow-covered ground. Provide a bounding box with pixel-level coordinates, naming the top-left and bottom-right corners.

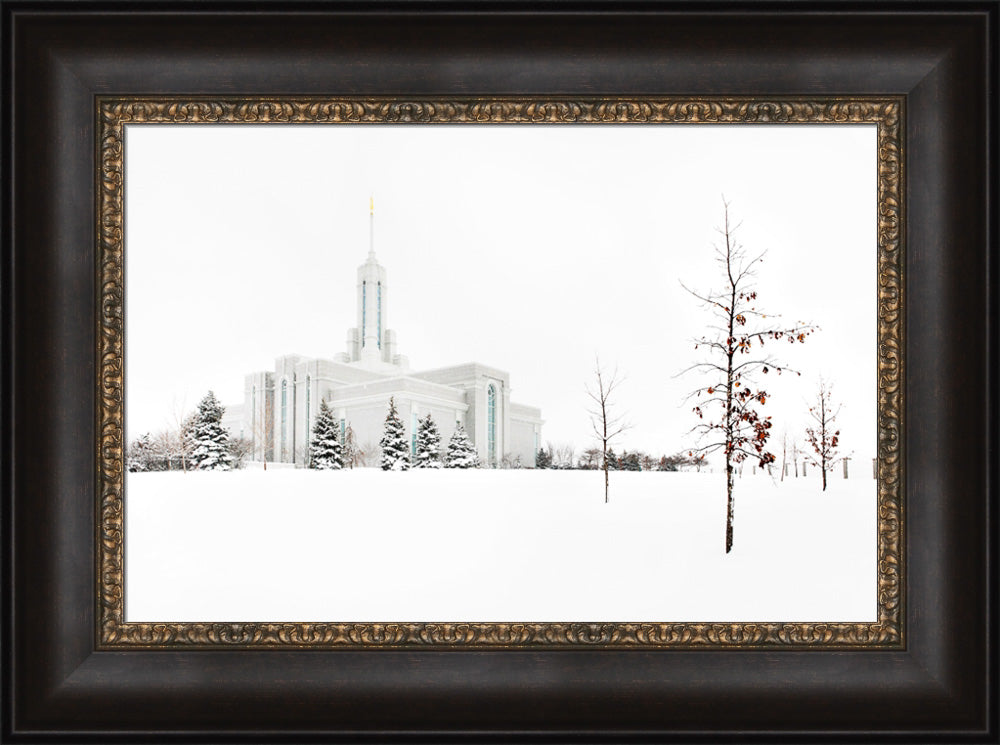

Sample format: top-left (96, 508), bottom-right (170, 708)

top-left (125, 469), bottom-right (877, 623)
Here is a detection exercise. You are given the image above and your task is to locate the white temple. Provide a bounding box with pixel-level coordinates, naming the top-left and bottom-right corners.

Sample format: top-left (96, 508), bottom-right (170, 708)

top-left (222, 200), bottom-right (543, 467)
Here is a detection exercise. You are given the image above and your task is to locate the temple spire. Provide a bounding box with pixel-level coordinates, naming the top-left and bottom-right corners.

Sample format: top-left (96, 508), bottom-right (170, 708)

top-left (368, 194), bottom-right (375, 259)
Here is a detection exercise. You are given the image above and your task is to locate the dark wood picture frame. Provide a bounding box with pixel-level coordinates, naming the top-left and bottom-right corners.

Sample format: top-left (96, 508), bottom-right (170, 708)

top-left (3, 1), bottom-right (995, 740)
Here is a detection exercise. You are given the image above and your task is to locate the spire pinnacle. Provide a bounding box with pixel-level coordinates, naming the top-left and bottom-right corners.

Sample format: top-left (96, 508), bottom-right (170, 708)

top-left (368, 195), bottom-right (375, 259)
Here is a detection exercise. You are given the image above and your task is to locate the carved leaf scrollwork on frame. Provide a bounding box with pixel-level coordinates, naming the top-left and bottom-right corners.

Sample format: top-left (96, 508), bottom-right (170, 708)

top-left (97, 98), bottom-right (903, 648)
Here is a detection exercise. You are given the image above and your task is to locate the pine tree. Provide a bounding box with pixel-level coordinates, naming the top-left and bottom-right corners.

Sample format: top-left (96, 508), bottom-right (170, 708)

top-left (380, 397), bottom-right (410, 471)
top-left (126, 433), bottom-right (155, 472)
top-left (189, 391), bottom-right (234, 471)
top-left (414, 413), bottom-right (443, 468)
top-left (445, 423), bottom-right (480, 468)
top-left (621, 451), bottom-right (642, 471)
top-left (535, 446), bottom-right (552, 469)
top-left (308, 400), bottom-right (343, 470)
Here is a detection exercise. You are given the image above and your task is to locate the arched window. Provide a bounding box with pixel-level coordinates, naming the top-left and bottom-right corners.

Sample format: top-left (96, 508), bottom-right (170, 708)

top-left (487, 384), bottom-right (497, 466)
top-left (362, 281), bottom-right (367, 340)
top-left (280, 379), bottom-right (288, 460)
top-left (377, 281), bottom-right (382, 349)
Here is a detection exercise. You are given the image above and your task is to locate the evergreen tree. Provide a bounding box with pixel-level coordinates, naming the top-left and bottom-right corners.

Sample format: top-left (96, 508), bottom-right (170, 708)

top-left (604, 448), bottom-right (618, 471)
top-left (621, 451), bottom-right (642, 471)
top-left (126, 433), bottom-right (155, 472)
top-left (414, 413), bottom-right (443, 468)
top-left (189, 391), bottom-right (234, 471)
top-left (380, 397), bottom-right (410, 471)
top-left (309, 400), bottom-right (343, 470)
top-left (535, 446), bottom-right (553, 469)
top-left (445, 423), bottom-right (480, 468)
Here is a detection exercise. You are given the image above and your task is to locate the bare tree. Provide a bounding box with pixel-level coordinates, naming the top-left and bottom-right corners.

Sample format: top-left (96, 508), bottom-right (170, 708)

top-left (778, 431), bottom-right (787, 481)
top-left (586, 357), bottom-right (630, 502)
top-left (165, 397), bottom-right (195, 473)
top-left (342, 424), bottom-right (358, 469)
top-left (228, 435), bottom-right (254, 469)
top-left (150, 429), bottom-right (176, 470)
top-left (500, 452), bottom-right (523, 469)
top-left (247, 396), bottom-right (274, 470)
top-left (357, 439), bottom-right (380, 468)
top-left (805, 378), bottom-right (846, 491)
top-left (149, 419), bottom-right (193, 472)
top-left (578, 447), bottom-right (602, 470)
top-left (779, 430), bottom-right (797, 482)
top-left (550, 442), bottom-right (577, 470)
top-left (680, 201), bottom-right (816, 553)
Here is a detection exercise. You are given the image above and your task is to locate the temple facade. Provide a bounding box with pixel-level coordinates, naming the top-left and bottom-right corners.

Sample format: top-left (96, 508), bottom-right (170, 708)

top-left (222, 202), bottom-right (543, 468)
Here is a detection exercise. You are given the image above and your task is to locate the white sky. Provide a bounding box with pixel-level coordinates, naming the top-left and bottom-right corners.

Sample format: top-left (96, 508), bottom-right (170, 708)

top-left (125, 123), bottom-right (877, 465)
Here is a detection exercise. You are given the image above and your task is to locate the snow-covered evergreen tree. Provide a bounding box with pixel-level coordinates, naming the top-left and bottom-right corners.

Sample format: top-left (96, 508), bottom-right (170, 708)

top-left (189, 391), bottom-right (234, 471)
top-left (414, 413), bottom-right (443, 468)
top-left (620, 451), bottom-right (642, 471)
top-left (308, 400), bottom-right (343, 470)
top-left (380, 397), bottom-right (410, 471)
top-left (535, 446), bottom-right (552, 469)
top-left (445, 423), bottom-right (480, 468)
top-left (126, 433), bottom-right (154, 472)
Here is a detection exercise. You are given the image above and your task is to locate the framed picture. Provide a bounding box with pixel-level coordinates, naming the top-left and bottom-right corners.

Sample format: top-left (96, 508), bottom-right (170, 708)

top-left (4, 1), bottom-right (994, 740)
top-left (108, 101), bottom-right (895, 642)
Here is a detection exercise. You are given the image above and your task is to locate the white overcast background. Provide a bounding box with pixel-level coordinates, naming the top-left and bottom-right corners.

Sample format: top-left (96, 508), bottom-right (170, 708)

top-left (125, 124), bottom-right (877, 467)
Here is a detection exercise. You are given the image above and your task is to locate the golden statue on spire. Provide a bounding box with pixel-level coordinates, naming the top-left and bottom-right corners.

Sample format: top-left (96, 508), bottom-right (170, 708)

top-left (370, 195), bottom-right (374, 215)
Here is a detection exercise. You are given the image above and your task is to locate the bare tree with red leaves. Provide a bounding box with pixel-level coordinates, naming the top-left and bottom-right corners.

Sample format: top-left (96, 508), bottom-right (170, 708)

top-left (804, 378), bottom-right (845, 492)
top-left (680, 201), bottom-right (816, 553)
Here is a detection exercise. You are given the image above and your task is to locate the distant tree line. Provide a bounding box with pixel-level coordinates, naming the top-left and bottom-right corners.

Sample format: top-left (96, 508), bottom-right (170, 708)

top-left (535, 445), bottom-right (702, 472)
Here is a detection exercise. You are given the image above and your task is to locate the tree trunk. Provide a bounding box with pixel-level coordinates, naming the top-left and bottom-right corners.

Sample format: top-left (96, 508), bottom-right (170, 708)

top-left (822, 465), bottom-right (827, 491)
top-left (603, 443), bottom-right (609, 503)
top-left (725, 462), bottom-right (734, 553)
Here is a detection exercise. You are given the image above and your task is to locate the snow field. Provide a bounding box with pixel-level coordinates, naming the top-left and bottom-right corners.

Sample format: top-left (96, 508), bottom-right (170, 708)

top-left (125, 469), bottom-right (876, 622)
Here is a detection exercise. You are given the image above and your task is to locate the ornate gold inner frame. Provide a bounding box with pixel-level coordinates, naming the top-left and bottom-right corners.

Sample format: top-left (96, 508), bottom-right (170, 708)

top-left (97, 97), bottom-right (903, 649)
